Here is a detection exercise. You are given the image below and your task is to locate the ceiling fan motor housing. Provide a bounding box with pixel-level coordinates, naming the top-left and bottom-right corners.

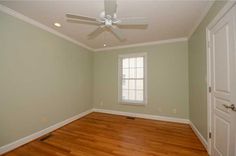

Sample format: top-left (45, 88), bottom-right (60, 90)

top-left (105, 19), bottom-right (113, 27)
top-left (66, 0), bottom-right (147, 41)
top-left (100, 11), bottom-right (117, 27)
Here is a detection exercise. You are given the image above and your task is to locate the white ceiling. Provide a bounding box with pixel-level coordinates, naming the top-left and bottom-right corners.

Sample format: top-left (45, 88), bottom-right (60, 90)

top-left (0, 0), bottom-right (213, 49)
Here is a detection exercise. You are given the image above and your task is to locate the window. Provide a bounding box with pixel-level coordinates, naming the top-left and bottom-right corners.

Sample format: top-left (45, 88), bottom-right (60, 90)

top-left (118, 53), bottom-right (147, 104)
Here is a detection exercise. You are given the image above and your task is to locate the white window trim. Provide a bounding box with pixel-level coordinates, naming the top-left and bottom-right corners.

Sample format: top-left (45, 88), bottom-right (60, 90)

top-left (118, 52), bottom-right (147, 105)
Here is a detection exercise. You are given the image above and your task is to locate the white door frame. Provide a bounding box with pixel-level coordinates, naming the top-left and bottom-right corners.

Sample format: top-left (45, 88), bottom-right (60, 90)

top-left (206, 1), bottom-right (236, 155)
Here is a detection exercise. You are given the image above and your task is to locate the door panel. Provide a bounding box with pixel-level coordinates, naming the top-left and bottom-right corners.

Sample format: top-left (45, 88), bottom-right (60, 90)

top-left (210, 4), bottom-right (236, 156)
top-left (213, 25), bottom-right (230, 93)
top-left (215, 116), bottom-right (229, 156)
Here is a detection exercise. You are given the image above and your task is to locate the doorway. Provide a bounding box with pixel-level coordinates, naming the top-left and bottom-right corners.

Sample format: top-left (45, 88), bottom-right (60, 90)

top-left (207, 3), bottom-right (236, 156)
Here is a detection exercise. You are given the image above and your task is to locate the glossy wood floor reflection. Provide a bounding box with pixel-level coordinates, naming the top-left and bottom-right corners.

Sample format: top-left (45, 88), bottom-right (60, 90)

top-left (3, 112), bottom-right (208, 156)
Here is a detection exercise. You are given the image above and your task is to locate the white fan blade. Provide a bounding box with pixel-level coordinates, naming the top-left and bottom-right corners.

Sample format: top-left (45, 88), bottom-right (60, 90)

top-left (66, 14), bottom-right (97, 21)
top-left (104, 0), bottom-right (117, 17)
top-left (88, 26), bottom-right (104, 38)
top-left (117, 17), bottom-right (148, 25)
top-left (110, 26), bottom-right (125, 41)
top-left (67, 19), bottom-right (101, 25)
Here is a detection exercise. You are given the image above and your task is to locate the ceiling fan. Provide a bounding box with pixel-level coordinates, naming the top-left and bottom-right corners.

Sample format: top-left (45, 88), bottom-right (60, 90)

top-left (66, 0), bottom-right (148, 41)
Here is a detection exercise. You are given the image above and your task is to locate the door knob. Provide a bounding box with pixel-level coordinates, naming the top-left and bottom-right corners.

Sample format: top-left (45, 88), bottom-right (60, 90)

top-left (223, 104), bottom-right (236, 111)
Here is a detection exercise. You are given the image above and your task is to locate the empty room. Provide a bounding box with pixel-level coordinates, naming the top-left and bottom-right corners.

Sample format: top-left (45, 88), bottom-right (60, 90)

top-left (0, 0), bottom-right (236, 156)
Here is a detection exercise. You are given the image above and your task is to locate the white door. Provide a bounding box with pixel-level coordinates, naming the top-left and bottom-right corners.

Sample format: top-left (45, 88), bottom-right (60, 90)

top-left (209, 5), bottom-right (236, 156)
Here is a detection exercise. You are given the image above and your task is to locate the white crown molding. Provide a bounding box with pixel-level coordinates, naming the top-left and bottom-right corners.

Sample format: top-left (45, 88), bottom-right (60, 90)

top-left (188, 0), bottom-right (215, 39)
top-left (0, 4), bottom-right (95, 52)
top-left (0, 109), bottom-right (93, 155)
top-left (189, 121), bottom-right (209, 153)
top-left (92, 108), bottom-right (190, 124)
top-left (207, 1), bottom-right (236, 30)
top-left (94, 37), bottom-right (188, 52)
top-left (0, 4), bottom-right (190, 52)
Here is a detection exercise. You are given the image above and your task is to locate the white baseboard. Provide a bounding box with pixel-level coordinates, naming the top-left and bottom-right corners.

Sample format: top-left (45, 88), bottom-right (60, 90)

top-left (1, 109), bottom-right (208, 155)
top-left (189, 121), bottom-right (208, 151)
top-left (92, 108), bottom-right (189, 124)
top-left (94, 108), bottom-right (209, 152)
top-left (0, 109), bottom-right (93, 155)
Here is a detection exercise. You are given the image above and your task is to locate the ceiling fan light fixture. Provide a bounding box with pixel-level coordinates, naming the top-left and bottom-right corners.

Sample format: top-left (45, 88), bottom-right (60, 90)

top-left (105, 19), bottom-right (113, 27)
top-left (65, 0), bottom-right (148, 41)
top-left (54, 22), bottom-right (61, 27)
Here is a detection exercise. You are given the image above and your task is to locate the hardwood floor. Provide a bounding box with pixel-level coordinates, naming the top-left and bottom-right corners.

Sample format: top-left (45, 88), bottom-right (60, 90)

top-left (3, 112), bottom-right (208, 156)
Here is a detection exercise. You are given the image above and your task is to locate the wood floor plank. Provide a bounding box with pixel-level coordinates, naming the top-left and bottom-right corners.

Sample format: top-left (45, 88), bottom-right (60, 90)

top-left (2, 112), bottom-right (208, 156)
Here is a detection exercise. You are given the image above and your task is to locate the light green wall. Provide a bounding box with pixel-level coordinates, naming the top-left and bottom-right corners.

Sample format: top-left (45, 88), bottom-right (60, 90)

top-left (93, 41), bottom-right (189, 119)
top-left (188, 1), bottom-right (227, 140)
top-left (0, 0), bottom-right (227, 148)
top-left (0, 12), bottom-right (93, 146)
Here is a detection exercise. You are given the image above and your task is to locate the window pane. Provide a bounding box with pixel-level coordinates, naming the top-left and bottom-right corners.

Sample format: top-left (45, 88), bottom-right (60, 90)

top-left (137, 57), bottom-right (143, 67)
top-left (122, 58), bottom-right (129, 68)
top-left (129, 58), bottom-right (136, 68)
top-left (120, 54), bottom-right (146, 103)
top-left (129, 80), bottom-right (135, 89)
top-left (129, 90), bottom-right (135, 100)
top-left (122, 90), bottom-right (129, 100)
top-left (136, 90), bottom-right (143, 101)
top-left (122, 69), bottom-right (129, 78)
top-left (136, 80), bottom-right (143, 90)
top-left (137, 68), bottom-right (143, 78)
top-left (122, 80), bottom-right (129, 89)
top-left (130, 68), bottom-right (136, 78)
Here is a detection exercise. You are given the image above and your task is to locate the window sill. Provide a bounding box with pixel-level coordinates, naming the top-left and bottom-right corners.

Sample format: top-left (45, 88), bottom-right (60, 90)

top-left (119, 101), bottom-right (147, 106)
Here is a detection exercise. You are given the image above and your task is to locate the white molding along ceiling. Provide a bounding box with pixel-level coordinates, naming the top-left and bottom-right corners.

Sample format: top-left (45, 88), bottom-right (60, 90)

top-left (188, 0), bottom-right (214, 38)
top-left (0, 0), bottom-right (213, 51)
top-left (0, 4), bottom-right (94, 51)
top-left (95, 37), bottom-right (187, 51)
